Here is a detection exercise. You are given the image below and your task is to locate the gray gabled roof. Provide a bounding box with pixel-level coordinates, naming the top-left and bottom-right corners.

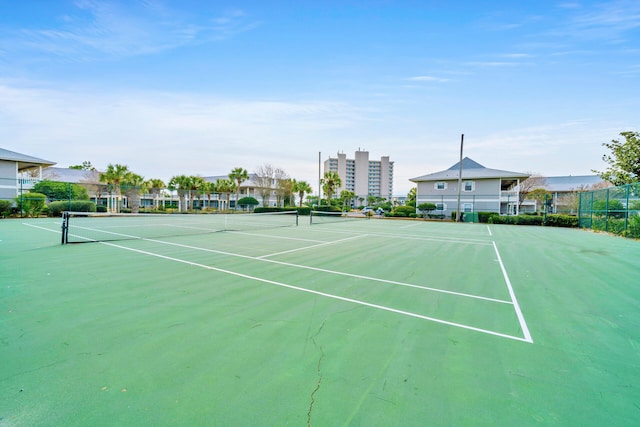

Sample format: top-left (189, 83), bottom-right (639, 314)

top-left (539, 175), bottom-right (607, 192)
top-left (0, 147), bottom-right (56, 171)
top-left (410, 157), bottom-right (530, 182)
top-left (204, 173), bottom-right (263, 188)
top-left (42, 167), bottom-right (102, 184)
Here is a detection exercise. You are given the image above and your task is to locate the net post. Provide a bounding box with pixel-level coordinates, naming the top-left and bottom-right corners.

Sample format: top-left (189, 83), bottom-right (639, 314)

top-left (295, 210), bottom-right (299, 226)
top-left (61, 211), bottom-right (69, 245)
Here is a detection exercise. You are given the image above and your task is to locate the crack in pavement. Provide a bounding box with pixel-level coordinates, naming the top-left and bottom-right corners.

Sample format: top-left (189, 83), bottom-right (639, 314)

top-left (307, 321), bottom-right (326, 427)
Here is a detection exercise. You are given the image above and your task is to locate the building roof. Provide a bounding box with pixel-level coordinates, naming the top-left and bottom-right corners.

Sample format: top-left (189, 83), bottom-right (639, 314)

top-left (204, 173), bottom-right (264, 187)
top-left (42, 167), bottom-right (101, 184)
top-left (538, 175), bottom-right (606, 192)
top-left (0, 148), bottom-right (56, 171)
top-left (410, 157), bottom-right (530, 182)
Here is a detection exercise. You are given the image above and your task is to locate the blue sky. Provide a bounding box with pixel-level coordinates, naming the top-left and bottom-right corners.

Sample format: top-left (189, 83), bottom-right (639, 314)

top-left (1, 0), bottom-right (638, 194)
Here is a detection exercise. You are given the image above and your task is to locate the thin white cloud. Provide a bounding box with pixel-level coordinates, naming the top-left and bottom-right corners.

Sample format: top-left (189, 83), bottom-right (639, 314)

top-left (406, 76), bottom-right (450, 83)
top-left (0, 1), bottom-right (259, 61)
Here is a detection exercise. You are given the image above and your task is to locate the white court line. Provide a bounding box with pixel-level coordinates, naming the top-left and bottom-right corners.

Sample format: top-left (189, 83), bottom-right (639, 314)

top-left (256, 234), bottom-right (365, 259)
top-left (487, 225), bottom-right (492, 236)
top-left (492, 241), bottom-right (533, 343)
top-left (23, 222), bottom-right (512, 305)
top-left (307, 227), bottom-right (493, 246)
top-left (99, 239), bottom-right (532, 343)
top-left (23, 222), bottom-right (528, 339)
top-left (399, 223), bottom-right (422, 229)
top-left (226, 230), bottom-right (325, 243)
top-left (140, 238), bottom-right (512, 304)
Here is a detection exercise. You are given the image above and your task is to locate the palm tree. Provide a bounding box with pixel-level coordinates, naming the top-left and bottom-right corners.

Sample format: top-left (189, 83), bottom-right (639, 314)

top-left (201, 181), bottom-right (216, 210)
top-left (189, 176), bottom-right (206, 210)
top-left (99, 164), bottom-right (130, 212)
top-left (228, 167), bottom-right (249, 210)
top-left (122, 172), bottom-right (146, 213)
top-left (340, 190), bottom-right (356, 212)
top-left (146, 178), bottom-right (165, 210)
top-left (292, 180), bottom-right (312, 207)
top-left (168, 175), bottom-right (192, 212)
top-left (216, 178), bottom-right (236, 211)
top-left (321, 171), bottom-right (342, 206)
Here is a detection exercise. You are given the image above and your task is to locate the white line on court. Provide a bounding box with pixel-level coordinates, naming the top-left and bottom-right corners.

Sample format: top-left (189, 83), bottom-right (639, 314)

top-left (99, 240), bottom-right (532, 343)
top-left (307, 227), bottom-right (493, 245)
top-left (226, 230), bottom-right (325, 243)
top-left (492, 241), bottom-right (533, 343)
top-left (22, 222), bottom-right (513, 304)
top-left (486, 225), bottom-right (492, 236)
top-left (256, 234), bottom-right (365, 259)
top-left (137, 238), bottom-right (513, 304)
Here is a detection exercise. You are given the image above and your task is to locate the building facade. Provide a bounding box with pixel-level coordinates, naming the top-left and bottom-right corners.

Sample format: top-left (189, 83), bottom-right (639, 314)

top-left (410, 157), bottom-right (530, 217)
top-left (324, 150), bottom-right (394, 203)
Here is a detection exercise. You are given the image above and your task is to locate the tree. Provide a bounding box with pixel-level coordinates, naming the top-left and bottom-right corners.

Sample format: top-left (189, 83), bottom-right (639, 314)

top-left (274, 168), bottom-right (290, 207)
top-left (406, 187), bottom-right (417, 207)
top-left (216, 178), bottom-right (236, 211)
top-left (202, 181), bottom-right (218, 210)
top-left (146, 178), bottom-right (166, 209)
top-left (168, 175), bottom-right (192, 212)
top-left (292, 180), bottom-right (312, 207)
top-left (99, 164), bottom-right (130, 212)
top-left (32, 180), bottom-right (89, 201)
top-left (122, 172), bottom-right (146, 213)
top-left (339, 190), bottom-right (356, 211)
top-left (593, 131), bottom-right (640, 185)
top-left (189, 176), bottom-right (206, 210)
top-left (79, 169), bottom-right (104, 205)
top-left (517, 174), bottom-right (547, 210)
top-left (527, 188), bottom-right (551, 213)
top-left (255, 164), bottom-right (275, 207)
top-left (228, 167), bottom-right (250, 210)
top-left (417, 202), bottom-right (437, 218)
top-left (69, 161), bottom-right (96, 171)
top-left (237, 196), bottom-right (259, 211)
top-left (321, 171), bottom-right (341, 205)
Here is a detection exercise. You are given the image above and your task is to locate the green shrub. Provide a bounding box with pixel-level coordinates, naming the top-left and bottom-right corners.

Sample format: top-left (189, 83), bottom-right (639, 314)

top-left (477, 212), bottom-right (493, 223)
top-left (237, 197), bottom-right (259, 210)
top-left (48, 200), bottom-right (97, 216)
top-left (545, 214), bottom-right (578, 228)
top-left (0, 200), bottom-right (12, 218)
top-left (390, 206), bottom-right (416, 217)
top-left (15, 192), bottom-right (47, 217)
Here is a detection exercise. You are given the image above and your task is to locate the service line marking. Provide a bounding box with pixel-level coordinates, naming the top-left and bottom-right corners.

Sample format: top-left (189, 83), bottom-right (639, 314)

top-left (101, 240), bottom-right (532, 343)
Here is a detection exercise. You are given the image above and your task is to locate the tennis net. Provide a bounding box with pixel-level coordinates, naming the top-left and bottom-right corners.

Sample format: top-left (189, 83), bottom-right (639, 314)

top-left (61, 211), bottom-right (299, 244)
top-left (309, 210), bottom-right (368, 225)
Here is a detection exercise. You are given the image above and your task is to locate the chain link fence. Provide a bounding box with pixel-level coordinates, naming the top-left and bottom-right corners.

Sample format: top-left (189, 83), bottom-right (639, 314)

top-left (578, 183), bottom-right (640, 238)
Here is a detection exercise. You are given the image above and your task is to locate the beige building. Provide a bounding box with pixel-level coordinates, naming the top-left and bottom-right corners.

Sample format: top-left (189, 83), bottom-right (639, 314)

top-left (324, 150), bottom-right (394, 203)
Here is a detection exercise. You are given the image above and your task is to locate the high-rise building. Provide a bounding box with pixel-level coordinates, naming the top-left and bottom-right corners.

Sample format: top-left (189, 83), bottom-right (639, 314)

top-left (324, 150), bottom-right (394, 202)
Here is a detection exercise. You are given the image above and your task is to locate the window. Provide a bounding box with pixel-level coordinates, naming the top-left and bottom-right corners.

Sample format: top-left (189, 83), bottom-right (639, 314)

top-left (464, 181), bottom-right (474, 192)
top-left (436, 202), bottom-right (446, 211)
top-left (435, 182), bottom-right (447, 190)
top-left (463, 203), bottom-right (473, 212)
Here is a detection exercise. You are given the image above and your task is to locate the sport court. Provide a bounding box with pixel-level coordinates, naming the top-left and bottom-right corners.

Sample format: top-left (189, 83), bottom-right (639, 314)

top-left (1, 214), bottom-right (639, 426)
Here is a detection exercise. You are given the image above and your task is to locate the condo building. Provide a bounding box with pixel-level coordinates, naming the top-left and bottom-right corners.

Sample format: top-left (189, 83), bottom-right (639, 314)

top-left (324, 150), bottom-right (394, 202)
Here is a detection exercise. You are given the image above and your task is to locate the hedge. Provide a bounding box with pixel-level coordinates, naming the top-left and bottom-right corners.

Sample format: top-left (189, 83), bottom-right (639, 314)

top-left (48, 200), bottom-right (97, 217)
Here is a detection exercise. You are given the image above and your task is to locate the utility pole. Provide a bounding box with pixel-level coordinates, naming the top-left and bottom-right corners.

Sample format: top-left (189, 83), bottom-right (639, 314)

top-left (456, 134), bottom-right (464, 222)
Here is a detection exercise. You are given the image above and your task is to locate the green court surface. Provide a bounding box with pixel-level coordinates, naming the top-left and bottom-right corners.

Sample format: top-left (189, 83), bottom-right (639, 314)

top-left (1, 215), bottom-right (639, 426)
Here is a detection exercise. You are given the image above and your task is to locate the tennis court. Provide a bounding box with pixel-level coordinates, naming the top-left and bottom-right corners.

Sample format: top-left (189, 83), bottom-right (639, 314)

top-left (2, 213), bottom-right (639, 426)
